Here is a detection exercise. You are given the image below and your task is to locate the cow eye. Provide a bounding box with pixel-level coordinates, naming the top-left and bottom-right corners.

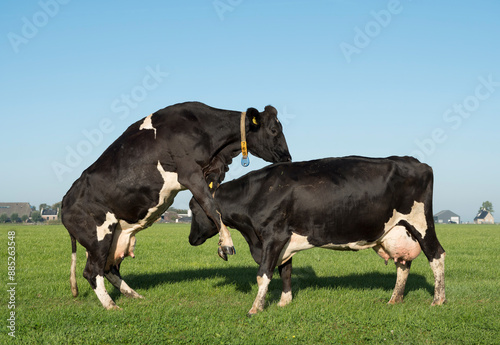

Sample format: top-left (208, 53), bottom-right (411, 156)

top-left (271, 128), bottom-right (278, 136)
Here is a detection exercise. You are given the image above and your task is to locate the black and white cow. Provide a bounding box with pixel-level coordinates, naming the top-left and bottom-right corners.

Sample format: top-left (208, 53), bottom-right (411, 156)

top-left (189, 156), bottom-right (446, 315)
top-left (61, 101), bottom-right (291, 309)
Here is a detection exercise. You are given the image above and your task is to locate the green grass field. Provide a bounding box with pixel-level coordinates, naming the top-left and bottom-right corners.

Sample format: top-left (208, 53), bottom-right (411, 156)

top-left (0, 223), bottom-right (498, 344)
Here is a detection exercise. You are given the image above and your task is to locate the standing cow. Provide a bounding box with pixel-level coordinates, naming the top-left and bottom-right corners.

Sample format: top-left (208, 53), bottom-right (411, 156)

top-left (189, 156), bottom-right (446, 315)
top-left (62, 101), bottom-right (291, 309)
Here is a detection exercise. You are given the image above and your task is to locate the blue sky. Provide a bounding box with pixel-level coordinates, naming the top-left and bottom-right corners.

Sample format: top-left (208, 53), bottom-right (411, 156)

top-left (1, 0), bottom-right (499, 222)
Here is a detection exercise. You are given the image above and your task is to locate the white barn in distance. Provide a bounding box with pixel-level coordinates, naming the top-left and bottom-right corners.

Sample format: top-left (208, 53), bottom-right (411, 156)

top-left (434, 210), bottom-right (460, 224)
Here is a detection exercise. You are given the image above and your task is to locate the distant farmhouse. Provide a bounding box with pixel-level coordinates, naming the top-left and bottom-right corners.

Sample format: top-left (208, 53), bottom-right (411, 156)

top-left (41, 208), bottom-right (59, 221)
top-left (176, 209), bottom-right (192, 223)
top-left (160, 209), bottom-right (192, 223)
top-left (434, 210), bottom-right (460, 224)
top-left (474, 209), bottom-right (494, 224)
top-left (0, 202), bottom-right (32, 219)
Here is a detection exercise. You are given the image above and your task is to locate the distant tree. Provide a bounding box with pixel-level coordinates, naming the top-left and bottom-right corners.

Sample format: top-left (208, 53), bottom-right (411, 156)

top-left (10, 213), bottom-right (19, 223)
top-left (31, 211), bottom-right (43, 223)
top-left (168, 207), bottom-right (188, 214)
top-left (21, 215), bottom-right (29, 223)
top-left (0, 214), bottom-right (8, 223)
top-left (478, 201), bottom-right (494, 214)
top-left (53, 201), bottom-right (62, 218)
top-left (39, 203), bottom-right (50, 211)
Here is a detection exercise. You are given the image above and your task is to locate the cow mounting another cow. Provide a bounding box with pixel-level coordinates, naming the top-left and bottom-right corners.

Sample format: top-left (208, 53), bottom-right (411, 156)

top-left (61, 101), bottom-right (291, 309)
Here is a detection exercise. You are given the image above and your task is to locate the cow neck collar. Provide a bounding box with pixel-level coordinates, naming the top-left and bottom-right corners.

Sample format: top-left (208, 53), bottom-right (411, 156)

top-left (240, 112), bottom-right (250, 167)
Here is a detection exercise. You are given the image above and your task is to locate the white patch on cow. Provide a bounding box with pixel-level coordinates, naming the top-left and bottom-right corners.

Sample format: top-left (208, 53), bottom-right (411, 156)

top-left (139, 113), bottom-right (157, 139)
top-left (249, 274), bottom-right (272, 315)
top-left (388, 261), bottom-right (411, 304)
top-left (279, 233), bottom-right (380, 265)
top-left (279, 233), bottom-right (315, 265)
top-left (321, 241), bottom-right (377, 251)
top-left (217, 212), bottom-right (234, 249)
top-left (94, 275), bottom-right (118, 310)
top-left (278, 291), bottom-right (292, 307)
top-left (105, 161), bottom-right (186, 269)
top-left (70, 252), bottom-right (78, 297)
top-left (105, 272), bottom-right (144, 298)
top-left (151, 161), bottom-right (185, 221)
top-left (430, 253), bottom-right (446, 305)
top-left (97, 212), bottom-right (117, 241)
top-left (383, 201), bottom-right (427, 238)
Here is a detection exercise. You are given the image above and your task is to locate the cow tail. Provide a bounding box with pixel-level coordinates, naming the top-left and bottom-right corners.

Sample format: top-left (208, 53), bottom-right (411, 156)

top-left (70, 235), bottom-right (79, 297)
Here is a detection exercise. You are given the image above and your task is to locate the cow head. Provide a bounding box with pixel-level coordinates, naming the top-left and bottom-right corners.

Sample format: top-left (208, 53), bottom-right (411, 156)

top-left (188, 197), bottom-right (218, 246)
top-left (245, 106), bottom-right (292, 163)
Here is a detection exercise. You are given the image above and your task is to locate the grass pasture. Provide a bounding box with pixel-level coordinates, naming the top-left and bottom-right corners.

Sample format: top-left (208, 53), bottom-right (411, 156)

top-left (1, 223), bottom-right (499, 344)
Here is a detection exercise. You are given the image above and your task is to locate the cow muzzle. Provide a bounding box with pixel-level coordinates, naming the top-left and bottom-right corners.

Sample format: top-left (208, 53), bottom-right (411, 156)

top-left (189, 236), bottom-right (205, 246)
top-left (275, 151), bottom-right (292, 163)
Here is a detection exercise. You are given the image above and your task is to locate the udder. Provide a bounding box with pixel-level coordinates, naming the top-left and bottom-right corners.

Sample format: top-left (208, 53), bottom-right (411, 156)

top-left (106, 226), bottom-right (138, 270)
top-left (374, 226), bottom-right (421, 265)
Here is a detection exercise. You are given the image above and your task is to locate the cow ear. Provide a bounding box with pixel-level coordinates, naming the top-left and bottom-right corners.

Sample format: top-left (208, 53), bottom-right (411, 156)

top-left (264, 105), bottom-right (277, 117)
top-left (246, 107), bottom-right (261, 131)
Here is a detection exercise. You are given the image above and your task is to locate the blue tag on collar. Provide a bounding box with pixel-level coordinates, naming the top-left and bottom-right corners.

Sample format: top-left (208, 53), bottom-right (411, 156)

top-left (241, 156), bottom-right (250, 167)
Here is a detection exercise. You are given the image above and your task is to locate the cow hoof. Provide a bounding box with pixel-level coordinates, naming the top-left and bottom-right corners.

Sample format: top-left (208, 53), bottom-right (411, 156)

top-left (388, 296), bottom-right (404, 304)
top-left (123, 291), bottom-right (144, 299)
top-left (218, 247), bottom-right (228, 261)
top-left (218, 246), bottom-right (235, 260)
top-left (106, 304), bottom-right (121, 310)
top-left (247, 310), bottom-right (257, 317)
top-left (431, 298), bottom-right (446, 306)
top-left (221, 246), bottom-right (236, 255)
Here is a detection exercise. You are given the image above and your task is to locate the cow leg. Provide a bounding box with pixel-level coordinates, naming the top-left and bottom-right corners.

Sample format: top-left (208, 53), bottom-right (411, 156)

top-left (424, 219), bottom-right (446, 306)
top-left (398, 219), bottom-right (446, 305)
top-left (249, 273), bottom-right (272, 315)
top-left (84, 253), bottom-right (119, 310)
top-left (388, 261), bottom-right (412, 304)
top-left (65, 210), bottom-right (120, 309)
top-left (105, 266), bottom-right (144, 299)
top-left (248, 238), bottom-right (288, 315)
top-left (84, 225), bottom-right (121, 309)
top-left (95, 275), bottom-right (118, 310)
top-left (277, 258), bottom-right (293, 307)
top-left (216, 213), bottom-right (234, 260)
top-left (430, 252), bottom-right (446, 305)
top-left (70, 235), bottom-right (79, 297)
top-left (177, 165), bottom-right (235, 259)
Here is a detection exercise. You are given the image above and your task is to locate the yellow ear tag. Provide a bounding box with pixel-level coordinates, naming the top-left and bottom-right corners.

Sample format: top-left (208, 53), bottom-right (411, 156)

top-left (209, 182), bottom-right (214, 189)
top-left (252, 117), bottom-right (258, 125)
